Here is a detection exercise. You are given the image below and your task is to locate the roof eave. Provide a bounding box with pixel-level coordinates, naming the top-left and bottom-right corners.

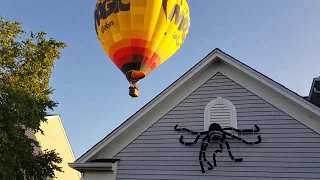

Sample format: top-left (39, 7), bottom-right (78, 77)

top-left (68, 162), bottom-right (114, 173)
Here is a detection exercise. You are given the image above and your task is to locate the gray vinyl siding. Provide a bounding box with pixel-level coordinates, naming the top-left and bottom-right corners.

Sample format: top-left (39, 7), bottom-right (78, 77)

top-left (114, 72), bottom-right (320, 180)
top-left (25, 129), bottom-right (41, 155)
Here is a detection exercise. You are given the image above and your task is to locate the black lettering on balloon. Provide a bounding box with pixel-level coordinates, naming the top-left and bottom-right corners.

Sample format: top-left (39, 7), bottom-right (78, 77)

top-left (105, 0), bottom-right (117, 16)
top-left (162, 0), bottom-right (169, 19)
top-left (168, 5), bottom-right (184, 26)
top-left (94, 0), bottom-right (130, 35)
top-left (119, 0), bottom-right (130, 11)
top-left (101, 20), bottom-right (115, 33)
top-left (109, 0), bottom-right (130, 14)
top-left (163, 0), bottom-right (185, 26)
top-left (172, 31), bottom-right (181, 46)
top-left (179, 16), bottom-right (190, 43)
top-left (162, 0), bottom-right (191, 46)
top-left (94, 1), bottom-right (108, 35)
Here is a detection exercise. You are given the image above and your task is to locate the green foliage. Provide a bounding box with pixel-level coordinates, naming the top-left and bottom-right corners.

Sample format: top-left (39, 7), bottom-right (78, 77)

top-left (0, 16), bottom-right (67, 179)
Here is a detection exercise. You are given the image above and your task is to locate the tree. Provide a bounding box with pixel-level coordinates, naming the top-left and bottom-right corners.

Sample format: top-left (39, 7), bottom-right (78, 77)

top-left (0, 16), bottom-right (67, 179)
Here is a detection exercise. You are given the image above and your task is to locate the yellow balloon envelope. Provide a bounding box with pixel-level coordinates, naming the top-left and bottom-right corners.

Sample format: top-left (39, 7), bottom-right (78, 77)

top-left (94, 0), bottom-right (191, 96)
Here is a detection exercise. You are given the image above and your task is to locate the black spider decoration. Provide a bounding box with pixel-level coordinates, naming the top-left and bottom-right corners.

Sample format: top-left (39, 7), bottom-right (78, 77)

top-left (174, 123), bottom-right (262, 173)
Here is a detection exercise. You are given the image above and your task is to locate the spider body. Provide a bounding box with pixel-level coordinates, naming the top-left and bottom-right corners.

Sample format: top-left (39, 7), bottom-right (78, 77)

top-left (207, 123), bottom-right (224, 141)
top-left (174, 123), bottom-right (262, 173)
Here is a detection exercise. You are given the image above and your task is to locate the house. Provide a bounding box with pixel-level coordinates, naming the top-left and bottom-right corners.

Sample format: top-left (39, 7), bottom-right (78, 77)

top-left (26, 115), bottom-right (81, 180)
top-left (69, 48), bottom-right (320, 180)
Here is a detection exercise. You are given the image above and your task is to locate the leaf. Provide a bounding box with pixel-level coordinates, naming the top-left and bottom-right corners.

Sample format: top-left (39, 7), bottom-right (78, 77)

top-left (0, 16), bottom-right (67, 180)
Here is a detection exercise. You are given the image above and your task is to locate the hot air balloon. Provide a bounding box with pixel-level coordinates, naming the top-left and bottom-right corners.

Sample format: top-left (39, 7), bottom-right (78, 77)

top-left (94, 0), bottom-right (191, 97)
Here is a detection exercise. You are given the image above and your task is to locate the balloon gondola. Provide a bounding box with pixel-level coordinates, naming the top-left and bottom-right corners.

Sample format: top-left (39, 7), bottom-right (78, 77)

top-left (94, 0), bottom-right (191, 97)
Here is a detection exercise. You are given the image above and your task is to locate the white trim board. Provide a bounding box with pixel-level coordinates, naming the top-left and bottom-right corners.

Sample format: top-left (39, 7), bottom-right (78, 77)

top-left (75, 48), bottom-right (320, 163)
top-left (68, 162), bottom-right (114, 173)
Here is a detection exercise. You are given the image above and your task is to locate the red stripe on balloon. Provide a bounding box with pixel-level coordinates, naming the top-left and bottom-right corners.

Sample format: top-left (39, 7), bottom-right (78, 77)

top-left (109, 38), bottom-right (150, 57)
top-left (112, 55), bottom-right (129, 69)
top-left (113, 47), bottom-right (145, 63)
top-left (113, 47), bottom-right (160, 70)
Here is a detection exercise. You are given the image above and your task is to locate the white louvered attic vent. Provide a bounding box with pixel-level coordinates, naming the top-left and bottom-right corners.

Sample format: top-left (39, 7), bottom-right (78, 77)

top-left (204, 97), bottom-right (237, 131)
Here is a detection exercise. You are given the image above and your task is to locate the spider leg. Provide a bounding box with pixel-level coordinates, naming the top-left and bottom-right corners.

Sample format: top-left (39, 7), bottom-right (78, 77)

top-left (212, 138), bottom-right (224, 167)
top-left (224, 132), bottom-right (262, 145)
top-left (202, 135), bottom-right (214, 170)
top-left (224, 140), bottom-right (243, 162)
top-left (179, 134), bottom-right (201, 145)
top-left (174, 124), bottom-right (208, 135)
top-left (223, 125), bottom-right (260, 134)
top-left (199, 135), bottom-right (211, 173)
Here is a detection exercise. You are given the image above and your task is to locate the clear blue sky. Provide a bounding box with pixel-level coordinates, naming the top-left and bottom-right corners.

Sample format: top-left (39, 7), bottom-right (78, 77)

top-left (1, 0), bottom-right (319, 158)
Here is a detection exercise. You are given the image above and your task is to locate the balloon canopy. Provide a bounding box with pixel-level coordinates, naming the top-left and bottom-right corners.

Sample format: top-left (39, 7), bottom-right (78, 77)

top-left (94, 0), bottom-right (191, 97)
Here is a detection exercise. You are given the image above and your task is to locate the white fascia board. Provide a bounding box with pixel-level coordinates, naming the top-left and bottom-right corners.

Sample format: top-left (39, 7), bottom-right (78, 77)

top-left (68, 162), bottom-right (113, 173)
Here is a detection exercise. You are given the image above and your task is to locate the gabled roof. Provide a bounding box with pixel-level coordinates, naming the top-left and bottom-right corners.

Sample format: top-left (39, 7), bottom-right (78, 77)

top-left (75, 48), bottom-right (320, 163)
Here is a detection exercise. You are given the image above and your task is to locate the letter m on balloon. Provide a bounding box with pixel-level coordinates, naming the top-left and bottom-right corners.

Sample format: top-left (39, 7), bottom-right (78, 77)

top-left (164, 1), bottom-right (185, 26)
top-left (163, 0), bottom-right (190, 43)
